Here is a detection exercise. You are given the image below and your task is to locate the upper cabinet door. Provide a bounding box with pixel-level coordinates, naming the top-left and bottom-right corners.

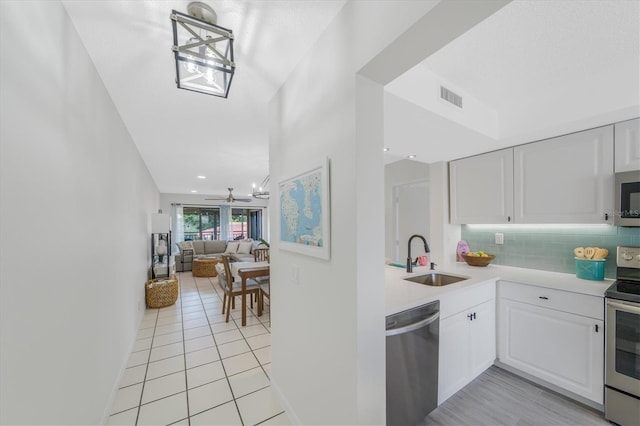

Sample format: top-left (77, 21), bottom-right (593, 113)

top-left (615, 118), bottom-right (640, 172)
top-left (514, 126), bottom-right (614, 224)
top-left (450, 148), bottom-right (514, 224)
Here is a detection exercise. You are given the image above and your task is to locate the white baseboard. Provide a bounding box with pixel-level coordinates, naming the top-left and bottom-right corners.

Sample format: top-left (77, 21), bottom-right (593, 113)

top-left (99, 308), bottom-right (147, 425)
top-left (270, 378), bottom-right (301, 425)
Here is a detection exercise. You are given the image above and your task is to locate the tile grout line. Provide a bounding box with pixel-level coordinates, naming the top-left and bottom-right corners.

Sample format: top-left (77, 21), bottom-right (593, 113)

top-left (224, 278), bottom-right (277, 421)
top-left (231, 300), bottom-right (272, 379)
top-left (233, 318), bottom-right (272, 380)
top-left (255, 410), bottom-right (287, 426)
top-left (112, 272), bottom-right (272, 424)
top-left (133, 301), bottom-right (160, 425)
top-left (180, 272), bottom-right (193, 426)
top-left (196, 274), bottom-right (247, 425)
top-left (184, 286), bottom-right (251, 418)
top-left (138, 273), bottom-right (194, 425)
top-left (181, 271), bottom-right (276, 425)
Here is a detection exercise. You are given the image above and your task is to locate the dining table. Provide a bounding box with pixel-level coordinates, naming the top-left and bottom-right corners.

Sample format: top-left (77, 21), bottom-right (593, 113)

top-left (231, 261), bottom-right (270, 326)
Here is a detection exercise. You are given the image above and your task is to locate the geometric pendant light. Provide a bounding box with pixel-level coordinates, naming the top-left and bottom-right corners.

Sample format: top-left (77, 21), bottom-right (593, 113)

top-left (170, 2), bottom-right (235, 98)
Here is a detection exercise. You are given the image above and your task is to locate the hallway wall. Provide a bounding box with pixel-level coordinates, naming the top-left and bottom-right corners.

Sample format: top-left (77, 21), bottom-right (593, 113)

top-left (0, 2), bottom-right (159, 423)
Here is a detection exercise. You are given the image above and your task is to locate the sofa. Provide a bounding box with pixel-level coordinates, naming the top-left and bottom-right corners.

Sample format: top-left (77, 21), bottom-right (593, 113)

top-left (175, 239), bottom-right (263, 272)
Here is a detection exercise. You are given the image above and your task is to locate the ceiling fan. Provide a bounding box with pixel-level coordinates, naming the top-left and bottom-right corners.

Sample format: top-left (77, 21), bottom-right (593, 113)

top-left (205, 188), bottom-right (251, 203)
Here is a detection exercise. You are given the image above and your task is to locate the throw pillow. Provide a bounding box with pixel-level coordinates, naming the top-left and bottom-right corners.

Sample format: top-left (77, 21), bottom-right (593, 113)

top-left (215, 263), bottom-right (226, 278)
top-left (237, 242), bottom-right (252, 254)
top-left (224, 242), bottom-right (240, 254)
top-left (177, 241), bottom-right (194, 252)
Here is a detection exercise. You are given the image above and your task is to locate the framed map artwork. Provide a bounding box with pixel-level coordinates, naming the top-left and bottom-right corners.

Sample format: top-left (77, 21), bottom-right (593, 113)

top-left (278, 157), bottom-right (330, 259)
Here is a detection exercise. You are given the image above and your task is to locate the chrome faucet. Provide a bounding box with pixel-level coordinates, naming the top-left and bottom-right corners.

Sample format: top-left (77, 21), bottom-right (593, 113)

top-left (407, 234), bottom-right (430, 273)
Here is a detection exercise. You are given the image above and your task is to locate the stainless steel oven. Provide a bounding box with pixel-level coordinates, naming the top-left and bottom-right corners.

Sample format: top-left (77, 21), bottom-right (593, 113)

top-left (605, 246), bottom-right (640, 425)
top-left (614, 171), bottom-right (640, 227)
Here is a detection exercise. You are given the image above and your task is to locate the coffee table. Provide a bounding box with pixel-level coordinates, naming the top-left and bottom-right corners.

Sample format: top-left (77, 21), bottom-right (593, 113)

top-left (192, 257), bottom-right (222, 277)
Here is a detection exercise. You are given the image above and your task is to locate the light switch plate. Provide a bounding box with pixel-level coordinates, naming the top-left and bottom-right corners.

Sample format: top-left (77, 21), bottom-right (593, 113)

top-left (290, 264), bottom-right (299, 285)
top-left (495, 233), bottom-right (504, 245)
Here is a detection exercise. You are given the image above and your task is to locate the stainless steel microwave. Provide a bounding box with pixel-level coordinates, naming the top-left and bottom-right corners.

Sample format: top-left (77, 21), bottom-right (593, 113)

top-left (615, 170), bottom-right (640, 226)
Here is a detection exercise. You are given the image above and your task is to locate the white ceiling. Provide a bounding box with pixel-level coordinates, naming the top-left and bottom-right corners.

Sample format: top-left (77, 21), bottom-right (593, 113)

top-left (385, 0), bottom-right (640, 164)
top-left (63, 0), bottom-right (640, 192)
top-left (62, 0), bottom-right (346, 197)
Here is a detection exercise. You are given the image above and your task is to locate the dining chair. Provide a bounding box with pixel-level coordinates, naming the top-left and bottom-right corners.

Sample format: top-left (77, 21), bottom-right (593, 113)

top-left (258, 280), bottom-right (270, 317)
top-left (252, 248), bottom-right (270, 305)
top-left (220, 255), bottom-right (260, 323)
top-left (253, 247), bottom-right (270, 262)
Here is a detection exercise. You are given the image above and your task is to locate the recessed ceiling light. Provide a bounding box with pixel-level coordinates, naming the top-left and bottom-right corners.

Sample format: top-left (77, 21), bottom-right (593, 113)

top-left (197, 175), bottom-right (206, 179)
top-left (191, 190), bottom-right (197, 193)
top-left (407, 154), bottom-right (416, 159)
top-left (383, 148), bottom-right (390, 152)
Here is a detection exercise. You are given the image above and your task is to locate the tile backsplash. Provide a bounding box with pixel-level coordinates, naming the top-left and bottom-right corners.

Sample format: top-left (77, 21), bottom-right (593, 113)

top-left (461, 224), bottom-right (640, 279)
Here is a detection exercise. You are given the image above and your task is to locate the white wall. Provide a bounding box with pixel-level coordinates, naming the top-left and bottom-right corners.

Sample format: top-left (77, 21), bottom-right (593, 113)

top-left (268, 1), bottom-right (507, 423)
top-left (385, 65), bottom-right (500, 139)
top-left (384, 92), bottom-right (503, 162)
top-left (428, 162), bottom-right (461, 265)
top-left (0, 2), bottom-right (159, 424)
top-left (268, 1), bottom-right (442, 424)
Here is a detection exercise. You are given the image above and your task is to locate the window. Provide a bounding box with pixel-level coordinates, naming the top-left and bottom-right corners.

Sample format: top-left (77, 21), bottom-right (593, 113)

top-left (231, 209), bottom-right (249, 240)
top-left (230, 208), bottom-right (263, 241)
top-left (183, 207), bottom-right (220, 240)
top-left (182, 206), bottom-right (264, 241)
top-left (249, 210), bottom-right (262, 240)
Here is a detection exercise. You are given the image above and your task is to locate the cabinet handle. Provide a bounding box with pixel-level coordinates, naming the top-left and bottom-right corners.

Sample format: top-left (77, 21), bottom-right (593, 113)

top-left (507, 216), bottom-right (511, 223)
top-left (539, 296), bottom-right (549, 300)
top-left (605, 213), bottom-right (609, 221)
top-left (595, 324), bottom-right (599, 333)
top-left (473, 312), bottom-right (477, 320)
top-left (467, 313), bottom-right (473, 321)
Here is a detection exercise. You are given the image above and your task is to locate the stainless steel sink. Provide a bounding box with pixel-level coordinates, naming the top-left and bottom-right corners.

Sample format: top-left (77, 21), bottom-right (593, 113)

top-left (403, 272), bottom-right (468, 286)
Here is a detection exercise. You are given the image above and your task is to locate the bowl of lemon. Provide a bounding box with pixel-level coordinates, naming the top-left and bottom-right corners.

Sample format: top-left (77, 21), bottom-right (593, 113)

top-left (462, 251), bottom-right (495, 267)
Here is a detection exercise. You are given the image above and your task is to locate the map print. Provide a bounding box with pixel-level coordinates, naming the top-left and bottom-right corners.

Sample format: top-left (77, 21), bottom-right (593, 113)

top-left (280, 169), bottom-right (323, 247)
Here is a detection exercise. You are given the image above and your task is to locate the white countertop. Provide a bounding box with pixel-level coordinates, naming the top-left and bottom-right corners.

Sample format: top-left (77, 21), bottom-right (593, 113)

top-left (385, 262), bottom-right (614, 316)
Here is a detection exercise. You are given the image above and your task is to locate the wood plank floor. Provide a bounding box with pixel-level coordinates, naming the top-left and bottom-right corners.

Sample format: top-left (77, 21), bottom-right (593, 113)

top-left (423, 366), bottom-right (610, 426)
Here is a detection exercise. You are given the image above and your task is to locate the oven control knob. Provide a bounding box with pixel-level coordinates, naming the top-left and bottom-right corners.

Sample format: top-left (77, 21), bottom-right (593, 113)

top-left (623, 252), bottom-right (633, 261)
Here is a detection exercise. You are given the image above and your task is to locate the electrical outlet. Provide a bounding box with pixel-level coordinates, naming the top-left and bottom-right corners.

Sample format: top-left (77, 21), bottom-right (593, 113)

top-left (495, 233), bottom-right (504, 245)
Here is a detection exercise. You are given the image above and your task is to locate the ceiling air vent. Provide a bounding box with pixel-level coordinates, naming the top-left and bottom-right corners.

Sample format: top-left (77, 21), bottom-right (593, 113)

top-left (440, 86), bottom-right (463, 108)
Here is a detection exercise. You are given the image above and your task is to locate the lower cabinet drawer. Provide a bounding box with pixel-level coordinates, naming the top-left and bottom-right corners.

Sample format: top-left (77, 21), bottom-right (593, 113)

top-left (440, 279), bottom-right (496, 319)
top-left (499, 280), bottom-right (603, 320)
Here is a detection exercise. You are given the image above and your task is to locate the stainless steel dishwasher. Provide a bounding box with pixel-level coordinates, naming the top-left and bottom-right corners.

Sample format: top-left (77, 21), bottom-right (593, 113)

top-left (386, 300), bottom-right (440, 426)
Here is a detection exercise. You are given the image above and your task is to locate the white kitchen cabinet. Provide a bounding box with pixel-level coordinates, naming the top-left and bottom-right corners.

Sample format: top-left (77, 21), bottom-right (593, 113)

top-left (449, 148), bottom-right (514, 224)
top-left (513, 125), bottom-right (614, 224)
top-left (497, 281), bottom-right (604, 405)
top-left (469, 299), bottom-right (496, 378)
top-left (615, 118), bottom-right (640, 172)
top-left (439, 297), bottom-right (496, 404)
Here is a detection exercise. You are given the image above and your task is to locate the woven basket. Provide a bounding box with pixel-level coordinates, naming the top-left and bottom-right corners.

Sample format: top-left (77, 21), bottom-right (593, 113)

top-left (145, 276), bottom-right (178, 308)
top-left (461, 253), bottom-right (495, 267)
top-left (192, 258), bottom-right (220, 277)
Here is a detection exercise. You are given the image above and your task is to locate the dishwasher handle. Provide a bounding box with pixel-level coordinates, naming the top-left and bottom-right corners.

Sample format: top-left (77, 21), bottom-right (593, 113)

top-left (386, 311), bottom-right (440, 337)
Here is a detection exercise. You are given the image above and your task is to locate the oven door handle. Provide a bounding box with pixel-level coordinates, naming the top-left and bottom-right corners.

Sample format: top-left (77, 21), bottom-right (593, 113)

top-left (607, 300), bottom-right (640, 314)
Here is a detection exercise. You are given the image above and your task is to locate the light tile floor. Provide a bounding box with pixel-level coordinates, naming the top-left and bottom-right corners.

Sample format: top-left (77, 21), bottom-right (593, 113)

top-left (108, 272), bottom-right (288, 426)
